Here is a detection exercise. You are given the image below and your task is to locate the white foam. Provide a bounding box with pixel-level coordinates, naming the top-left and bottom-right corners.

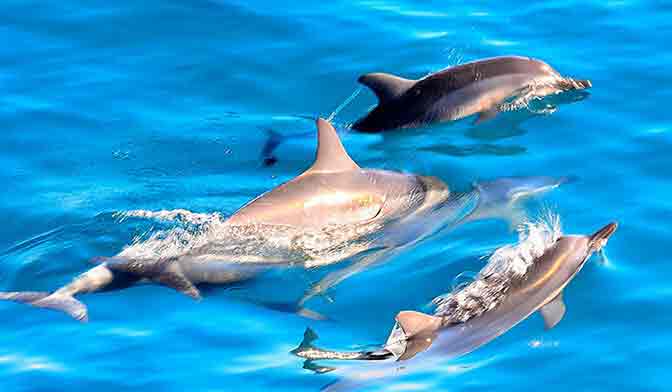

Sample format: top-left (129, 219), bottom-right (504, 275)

top-left (116, 209), bottom-right (227, 259)
top-left (481, 211), bottom-right (562, 278)
top-left (432, 212), bottom-right (562, 319)
top-left (115, 209), bottom-right (221, 225)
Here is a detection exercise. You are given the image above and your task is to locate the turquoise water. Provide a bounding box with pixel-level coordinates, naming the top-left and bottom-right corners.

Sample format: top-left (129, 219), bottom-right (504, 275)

top-left (1, 1), bottom-right (670, 391)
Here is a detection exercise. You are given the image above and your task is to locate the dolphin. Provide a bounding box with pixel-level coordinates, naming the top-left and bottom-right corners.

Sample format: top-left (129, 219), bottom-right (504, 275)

top-left (0, 119), bottom-right (470, 322)
top-left (292, 221), bottom-right (617, 387)
top-left (297, 175), bottom-right (569, 307)
top-left (352, 56), bottom-right (592, 132)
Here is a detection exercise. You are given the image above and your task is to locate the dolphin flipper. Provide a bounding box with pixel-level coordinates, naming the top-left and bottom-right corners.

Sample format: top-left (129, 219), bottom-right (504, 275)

top-left (539, 292), bottom-right (566, 330)
top-left (0, 291), bottom-right (88, 322)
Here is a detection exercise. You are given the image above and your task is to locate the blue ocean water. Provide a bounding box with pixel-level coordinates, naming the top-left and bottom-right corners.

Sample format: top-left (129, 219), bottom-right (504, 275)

top-left (1, 0), bottom-right (670, 390)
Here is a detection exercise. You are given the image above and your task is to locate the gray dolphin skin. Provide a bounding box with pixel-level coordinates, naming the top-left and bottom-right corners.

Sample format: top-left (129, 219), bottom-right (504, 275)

top-left (352, 56), bottom-right (592, 132)
top-left (293, 222), bottom-right (617, 377)
top-left (0, 119), bottom-right (446, 322)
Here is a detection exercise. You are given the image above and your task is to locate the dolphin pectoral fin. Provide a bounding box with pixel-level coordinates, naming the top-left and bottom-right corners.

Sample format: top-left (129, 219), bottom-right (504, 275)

top-left (358, 73), bottom-right (415, 104)
top-left (105, 258), bottom-right (202, 300)
top-left (474, 107), bottom-right (499, 125)
top-left (540, 292), bottom-right (566, 330)
top-left (156, 270), bottom-right (201, 300)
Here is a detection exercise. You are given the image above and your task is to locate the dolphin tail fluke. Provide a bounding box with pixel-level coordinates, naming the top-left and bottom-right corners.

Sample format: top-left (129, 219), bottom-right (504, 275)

top-left (292, 327), bottom-right (320, 353)
top-left (293, 329), bottom-right (337, 374)
top-left (0, 291), bottom-right (88, 322)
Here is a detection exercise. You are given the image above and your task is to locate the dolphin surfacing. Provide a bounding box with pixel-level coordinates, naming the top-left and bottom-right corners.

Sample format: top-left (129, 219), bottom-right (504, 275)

top-left (352, 56), bottom-right (592, 132)
top-left (0, 119), bottom-right (463, 322)
top-left (293, 219), bottom-right (617, 370)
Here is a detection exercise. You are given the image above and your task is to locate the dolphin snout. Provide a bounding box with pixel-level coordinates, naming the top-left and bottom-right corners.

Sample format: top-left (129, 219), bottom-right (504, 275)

top-left (589, 222), bottom-right (618, 250)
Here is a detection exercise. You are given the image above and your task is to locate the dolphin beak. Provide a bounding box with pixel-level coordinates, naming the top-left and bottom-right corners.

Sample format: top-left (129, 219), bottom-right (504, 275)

top-left (589, 222), bottom-right (618, 251)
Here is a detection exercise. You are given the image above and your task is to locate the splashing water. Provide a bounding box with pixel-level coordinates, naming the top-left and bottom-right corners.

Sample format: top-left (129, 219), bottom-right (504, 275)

top-left (111, 209), bottom-right (385, 267)
top-left (432, 212), bottom-right (562, 323)
top-left (326, 87), bottom-right (362, 123)
top-left (115, 210), bottom-right (228, 260)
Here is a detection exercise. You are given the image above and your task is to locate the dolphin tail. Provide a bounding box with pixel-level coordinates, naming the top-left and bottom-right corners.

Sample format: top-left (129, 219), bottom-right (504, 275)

top-left (291, 327), bottom-right (320, 355)
top-left (0, 257), bottom-right (201, 323)
top-left (0, 291), bottom-right (88, 322)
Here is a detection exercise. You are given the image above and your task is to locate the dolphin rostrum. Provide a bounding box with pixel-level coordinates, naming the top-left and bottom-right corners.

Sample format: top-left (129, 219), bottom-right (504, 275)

top-left (352, 56), bottom-right (592, 132)
top-left (293, 219), bottom-right (617, 378)
top-left (0, 119), bottom-right (473, 322)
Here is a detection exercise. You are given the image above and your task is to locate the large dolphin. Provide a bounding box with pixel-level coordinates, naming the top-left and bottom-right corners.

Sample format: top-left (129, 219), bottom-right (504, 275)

top-left (352, 56), bottom-right (592, 132)
top-left (293, 220), bottom-right (617, 388)
top-left (0, 119), bottom-right (478, 322)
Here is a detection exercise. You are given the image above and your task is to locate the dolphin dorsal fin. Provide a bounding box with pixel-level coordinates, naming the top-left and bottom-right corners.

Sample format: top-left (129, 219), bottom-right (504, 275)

top-left (395, 310), bottom-right (442, 338)
top-left (358, 73), bottom-right (415, 104)
top-left (307, 119), bottom-right (359, 173)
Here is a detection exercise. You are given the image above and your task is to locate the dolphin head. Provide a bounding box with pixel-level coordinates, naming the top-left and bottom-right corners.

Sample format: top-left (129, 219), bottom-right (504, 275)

top-left (469, 176), bottom-right (569, 227)
top-left (534, 222), bottom-right (618, 284)
top-left (476, 175), bottom-right (569, 205)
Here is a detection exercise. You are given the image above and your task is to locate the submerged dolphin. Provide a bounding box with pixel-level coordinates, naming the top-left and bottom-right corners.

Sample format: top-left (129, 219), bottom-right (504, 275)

top-left (297, 175), bottom-right (569, 307)
top-left (293, 220), bottom-right (617, 386)
top-left (352, 56), bottom-right (592, 132)
top-left (0, 119), bottom-right (471, 322)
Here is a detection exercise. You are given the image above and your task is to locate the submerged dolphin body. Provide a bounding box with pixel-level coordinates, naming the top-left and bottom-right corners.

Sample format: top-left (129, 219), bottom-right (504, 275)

top-left (352, 56), bottom-right (592, 132)
top-left (297, 175), bottom-right (569, 307)
top-left (0, 119), bottom-right (496, 322)
top-left (293, 221), bottom-right (617, 388)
